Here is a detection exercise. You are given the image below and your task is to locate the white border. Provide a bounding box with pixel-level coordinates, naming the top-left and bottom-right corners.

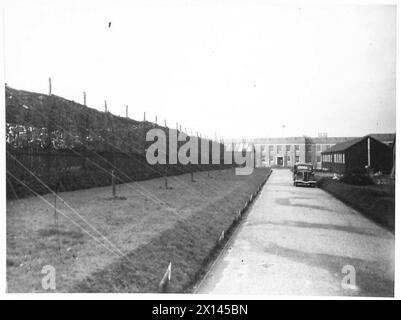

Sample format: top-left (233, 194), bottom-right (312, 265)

top-left (0, 0), bottom-right (399, 300)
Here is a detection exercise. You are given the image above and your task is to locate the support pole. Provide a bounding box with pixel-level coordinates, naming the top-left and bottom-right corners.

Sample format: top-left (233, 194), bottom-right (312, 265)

top-left (54, 181), bottom-right (61, 255)
top-left (112, 169), bottom-right (116, 197)
top-left (159, 262), bottom-right (172, 292)
top-left (48, 77), bottom-right (52, 95)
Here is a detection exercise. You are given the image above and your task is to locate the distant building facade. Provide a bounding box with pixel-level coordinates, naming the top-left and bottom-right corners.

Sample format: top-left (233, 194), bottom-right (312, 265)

top-left (229, 133), bottom-right (395, 169)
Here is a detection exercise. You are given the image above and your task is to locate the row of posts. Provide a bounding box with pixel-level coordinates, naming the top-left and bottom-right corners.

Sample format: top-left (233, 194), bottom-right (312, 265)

top-left (47, 77), bottom-right (227, 198)
top-left (47, 78), bottom-right (225, 142)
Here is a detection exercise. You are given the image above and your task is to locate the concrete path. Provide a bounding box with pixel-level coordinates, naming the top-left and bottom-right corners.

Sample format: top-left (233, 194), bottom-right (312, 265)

top-left (196, 169), bottom-right (394, 296)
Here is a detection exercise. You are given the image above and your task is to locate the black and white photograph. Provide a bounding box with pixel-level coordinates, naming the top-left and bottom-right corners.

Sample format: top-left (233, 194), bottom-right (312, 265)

top-left (0, 0), bottom-right (399, 305)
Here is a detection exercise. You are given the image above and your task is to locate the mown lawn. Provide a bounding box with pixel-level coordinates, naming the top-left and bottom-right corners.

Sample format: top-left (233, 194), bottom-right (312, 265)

top-left (7, 167), bottom-right (270, 292)
top-left (317, 177), bottom-right (395, 232)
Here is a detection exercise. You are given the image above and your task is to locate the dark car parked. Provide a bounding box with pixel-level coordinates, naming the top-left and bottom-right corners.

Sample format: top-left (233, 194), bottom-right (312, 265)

top-left (292, 163), bottom-right (316, 187)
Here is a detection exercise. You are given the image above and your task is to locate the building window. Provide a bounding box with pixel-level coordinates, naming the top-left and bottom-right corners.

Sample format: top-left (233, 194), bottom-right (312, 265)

top-left (260, 145), bottom-right (265, 153)
top-left (339, 153), bottom-right (344, 164)
top-left (277, 145), bottom-right (282, 153)
top-left (269, 155), bottom-right (273, 162)
top-left (295, 156), bottom-right (300, 163)
top-left (294, 145), bottom-right (300, 151)
top-left (316, 144), bottom-right (321, 152)
top-left (286, 145), bottom-right (291, 152)
top-left (269, 145), bottom-right (274, 152)
top-left (316, 155), bottom-right (321, 163)
top-left (287, 155), bottom-right (291, 162)
top-left (334, 154), bottom-right (343, 163)
top-left (306, 145), bottom-right (312, 152)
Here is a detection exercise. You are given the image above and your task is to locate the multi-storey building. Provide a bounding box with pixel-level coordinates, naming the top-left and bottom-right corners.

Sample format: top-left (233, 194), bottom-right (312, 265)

top-left (229, 133), bottom-right (395, 169)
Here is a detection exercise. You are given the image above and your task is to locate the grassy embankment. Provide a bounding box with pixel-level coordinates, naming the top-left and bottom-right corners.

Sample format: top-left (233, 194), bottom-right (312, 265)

top-left (7, 168), bottom-right (270, 292)
top-left (316, 177), bottom-right (395, 232)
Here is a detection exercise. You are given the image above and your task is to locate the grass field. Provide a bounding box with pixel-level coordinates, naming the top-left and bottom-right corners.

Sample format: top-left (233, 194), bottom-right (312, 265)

top-left (7, 167), bottom-right (269, 292)
top-left (316, 177), bottom-right (395, 232)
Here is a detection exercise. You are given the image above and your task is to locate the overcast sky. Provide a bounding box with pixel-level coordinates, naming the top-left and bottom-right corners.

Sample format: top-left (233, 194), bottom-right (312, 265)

top-left (2, 0), bottom-right (396, 139)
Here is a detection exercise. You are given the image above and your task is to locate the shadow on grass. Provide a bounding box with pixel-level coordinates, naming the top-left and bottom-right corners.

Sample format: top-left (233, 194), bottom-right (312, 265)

top-left (38, 228), bottom-right (84, 239)
top-left (317, 178), bottom-right (395, 232)
top-left (71, 169), bottom-right (270, 293)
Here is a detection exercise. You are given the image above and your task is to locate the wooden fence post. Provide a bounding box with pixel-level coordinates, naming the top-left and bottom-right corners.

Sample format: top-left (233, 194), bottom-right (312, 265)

top-left (54, 181), bottom-right (61, 255)
top-left (218, 230), bottom-right (225, 244)
top-left (48, 77), bottom-right (52, 95)
top-left (112, 169), bottom-right (116, 197)
top-left (159, 262), bottom-right (172, 292)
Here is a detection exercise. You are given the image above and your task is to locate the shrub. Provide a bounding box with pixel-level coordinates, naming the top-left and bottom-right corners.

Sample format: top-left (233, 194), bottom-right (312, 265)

top-left (340, 173), bottom-right (374, 186)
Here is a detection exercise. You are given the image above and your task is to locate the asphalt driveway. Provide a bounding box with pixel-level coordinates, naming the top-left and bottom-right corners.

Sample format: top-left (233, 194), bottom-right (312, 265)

top-left (196, 169), bottom-right (394, 296)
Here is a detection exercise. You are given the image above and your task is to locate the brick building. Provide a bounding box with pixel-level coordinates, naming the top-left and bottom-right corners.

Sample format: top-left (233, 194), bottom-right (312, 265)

top-left (229, 133), bottom-right (395, 169)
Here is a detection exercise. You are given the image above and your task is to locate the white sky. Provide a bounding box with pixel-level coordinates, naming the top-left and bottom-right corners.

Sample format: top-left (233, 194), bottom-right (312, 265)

top-left (2, 0), bottom-right (396, 139)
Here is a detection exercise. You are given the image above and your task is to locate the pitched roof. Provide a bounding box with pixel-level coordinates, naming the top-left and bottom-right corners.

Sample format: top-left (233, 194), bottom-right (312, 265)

top-left (368, 133), bottom-right (395, 144)
top-left (321, 135), bottom-right (391, 154)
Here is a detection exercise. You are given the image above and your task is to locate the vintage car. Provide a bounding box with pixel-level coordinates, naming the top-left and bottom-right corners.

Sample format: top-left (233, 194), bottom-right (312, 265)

top-left (293, 163), bottom-right (316, 187)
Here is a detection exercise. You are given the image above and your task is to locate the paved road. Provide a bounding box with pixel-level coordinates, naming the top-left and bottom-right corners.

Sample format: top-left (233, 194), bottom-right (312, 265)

top-left (196, 169), bottom-right (394, 296)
